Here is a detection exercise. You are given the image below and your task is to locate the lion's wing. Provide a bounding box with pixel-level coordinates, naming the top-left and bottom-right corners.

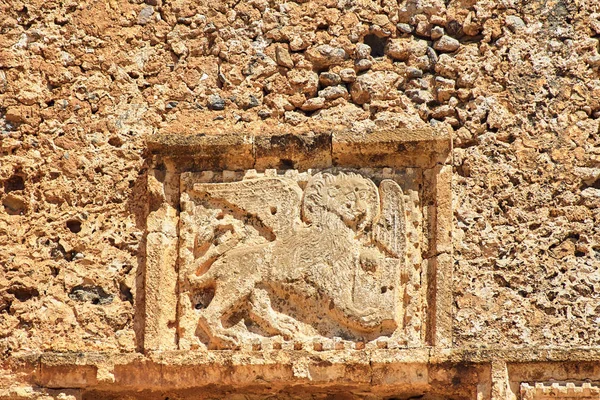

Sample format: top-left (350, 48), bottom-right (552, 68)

top-left (192, 177), bottom-right (303, 238)
top-left (371, 179), bottom-right (406, 258)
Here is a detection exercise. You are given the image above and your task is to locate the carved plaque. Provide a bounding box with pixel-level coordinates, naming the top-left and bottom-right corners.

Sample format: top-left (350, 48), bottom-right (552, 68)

top-left (177, 168), bottom-right (423, 350)
top-left (143, 129), bottom-right (452, 352)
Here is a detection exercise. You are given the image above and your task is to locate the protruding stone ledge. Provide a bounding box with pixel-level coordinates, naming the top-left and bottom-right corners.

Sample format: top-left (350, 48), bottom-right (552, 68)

top-left (28, 349), bottom-right (466, 393)
top-left (332, 128), bottom-right (450, 168)
top-left (147, 133), bottom-right (254, 171)
top-left (9, 349), bottom-right (600, 394)
top-left (254, 131), bottom-right (332, 170)
top-left (8, 349), bottom-right (600, 399)
top-left (146, 126), bottom-right (451, 171)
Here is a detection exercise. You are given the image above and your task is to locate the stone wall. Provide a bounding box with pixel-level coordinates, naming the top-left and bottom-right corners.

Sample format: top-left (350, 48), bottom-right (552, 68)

top-left (2, 0), bottom-right (600, 398)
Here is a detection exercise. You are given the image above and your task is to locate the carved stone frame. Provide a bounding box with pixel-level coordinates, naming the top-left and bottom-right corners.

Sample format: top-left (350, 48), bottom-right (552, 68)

top-left (141, 127), bottom-right (452, 352)
top-left (521, 382), bottom-right (600, 400)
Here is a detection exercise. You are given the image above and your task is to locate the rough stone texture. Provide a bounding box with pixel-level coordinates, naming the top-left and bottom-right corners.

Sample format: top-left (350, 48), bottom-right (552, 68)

top-left (2, 0), bottom-right (600, 397)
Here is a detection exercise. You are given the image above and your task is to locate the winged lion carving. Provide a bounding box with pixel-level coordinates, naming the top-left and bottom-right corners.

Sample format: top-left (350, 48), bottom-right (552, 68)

top-left (185, 170), bottom-right (406, 349)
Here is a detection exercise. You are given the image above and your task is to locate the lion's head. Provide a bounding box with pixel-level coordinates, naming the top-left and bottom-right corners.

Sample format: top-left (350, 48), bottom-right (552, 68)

top-left (302, 171), bottom-right (379, 231)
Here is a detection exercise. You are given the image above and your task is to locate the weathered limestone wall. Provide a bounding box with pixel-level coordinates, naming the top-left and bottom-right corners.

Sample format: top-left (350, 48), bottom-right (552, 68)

top-left (2, 0), bottom-right (600, 397)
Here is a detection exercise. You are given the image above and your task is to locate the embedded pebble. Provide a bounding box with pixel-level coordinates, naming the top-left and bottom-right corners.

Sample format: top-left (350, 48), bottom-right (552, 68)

top-left (319, 72), bottom-right (341, 87)
top-left (275, 46), bottom-right (294, 68)
top-left (339, 68), bottom-right (357, 83)
top-left (431, 26), bottom-right (444, 40)
top-left (137, 6), bottom-right (154, 25)
top-left (355, 58), bottom-right (373, 71)
top-left (300, 97), bottom-right (325, 111)
top-left (305, 44), bottom-right (347, 68)
top-left (355, 43), bottom-right (372, 59)
top-left (207, 94), bottom-right (226, 110)
top-left (318, 85), bottom-right (349, 100)
top-left (396, 23), bottom-right (412, 34)
top-left (434, 35), bottom-right (461, 52)
top-left (505, 15), bottom-right (526, 32)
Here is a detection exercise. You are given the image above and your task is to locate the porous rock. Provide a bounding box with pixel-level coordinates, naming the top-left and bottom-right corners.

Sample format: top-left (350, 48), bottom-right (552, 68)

top-left (305, 44), bottom-right (347, 69)
top-left (433, 35), bottom-right (460, 52)
top-left (2, 0), bottom-right (600, 398)
top-left (350, 71), bottom-right (402, 104)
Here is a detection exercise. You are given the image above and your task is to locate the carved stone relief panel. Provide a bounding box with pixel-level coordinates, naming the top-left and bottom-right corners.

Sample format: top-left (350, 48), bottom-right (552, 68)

top-left (177, 168), bottom-right (424, 350)
top-left (142, 129), bottom-right (452, 352)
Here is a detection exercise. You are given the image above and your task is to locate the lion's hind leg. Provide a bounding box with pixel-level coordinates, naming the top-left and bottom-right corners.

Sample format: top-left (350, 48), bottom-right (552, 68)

top-left (248, 288), bottom-right (314, 341)
top-left (196, 274), bottom-right (259, 350)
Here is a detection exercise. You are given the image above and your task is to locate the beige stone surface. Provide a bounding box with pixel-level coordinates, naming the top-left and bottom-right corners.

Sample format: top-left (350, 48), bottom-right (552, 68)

top-left (2, 0), bottom-right (600, 397)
